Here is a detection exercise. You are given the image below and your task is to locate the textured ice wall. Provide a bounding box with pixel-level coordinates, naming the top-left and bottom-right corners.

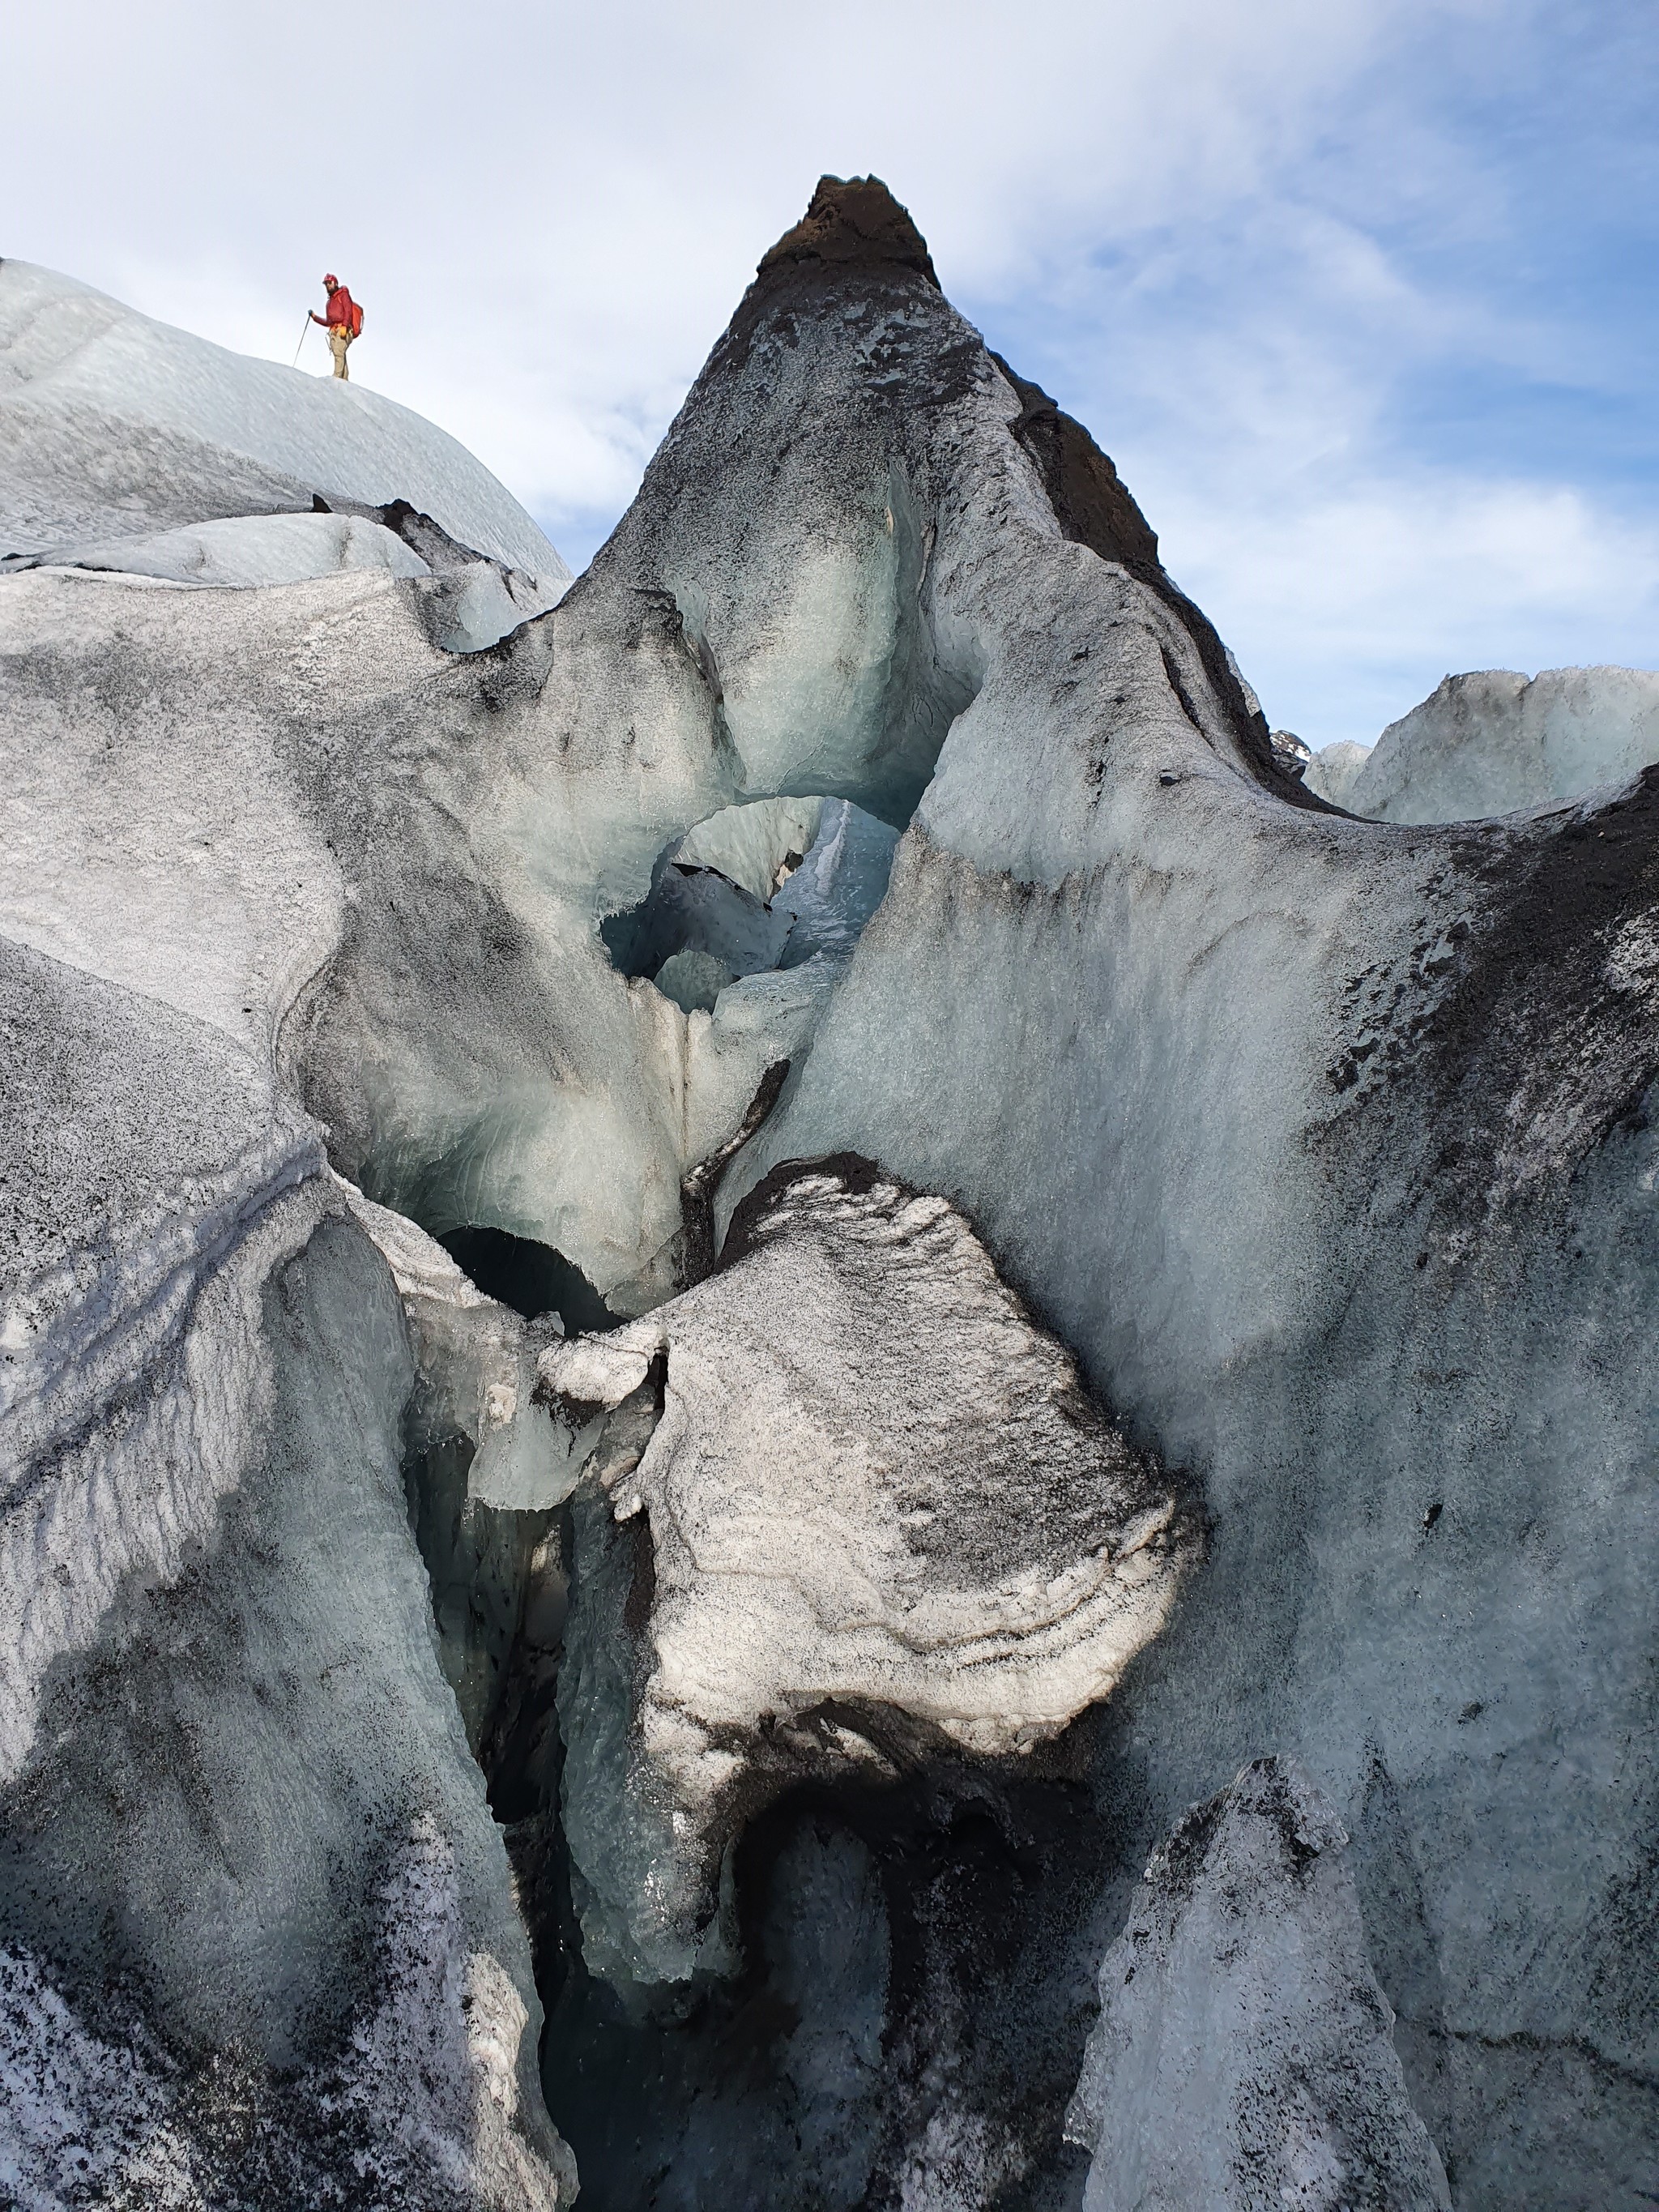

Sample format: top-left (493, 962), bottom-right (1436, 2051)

top-left (0, 259), bottom-right (569, 585)
top-left (2, 1822), bottom-right (568, 2211)
top-left (6, 170), bottom-right (1657, 2209)
top-left (0, 942), bottom-right (329, 1783)
top-left (618, 183), bottom-right (1659, 2201)
top-left (0, 939), bottom-right (573, 2201)
top-left (1066, 1757), bottom-right (1451, 2210)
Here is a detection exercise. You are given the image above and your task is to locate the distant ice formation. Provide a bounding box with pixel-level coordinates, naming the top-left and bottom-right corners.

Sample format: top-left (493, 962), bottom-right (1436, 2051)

top-left (1304, 663), bottom-right (1659, 822)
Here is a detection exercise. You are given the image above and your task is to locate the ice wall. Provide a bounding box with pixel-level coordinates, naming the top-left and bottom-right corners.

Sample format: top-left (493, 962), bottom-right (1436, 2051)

top-left (1303, 665), bottom-right (1659, 823)
top-left (0, 941), bottom-right (573, 2201)
top-left (661, 179), bottom-right (1657, 2204)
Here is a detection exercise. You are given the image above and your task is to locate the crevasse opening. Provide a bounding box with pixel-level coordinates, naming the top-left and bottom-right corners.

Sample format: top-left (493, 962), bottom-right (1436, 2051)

top-left (601, 792), bottom-right (902, 1014)
top-left (438, 1225), bottom-right (621, 1335)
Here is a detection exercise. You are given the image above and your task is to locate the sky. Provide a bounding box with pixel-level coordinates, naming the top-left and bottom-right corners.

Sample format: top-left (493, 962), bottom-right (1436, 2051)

top-left (6, 0), bottom-right (1657, 746)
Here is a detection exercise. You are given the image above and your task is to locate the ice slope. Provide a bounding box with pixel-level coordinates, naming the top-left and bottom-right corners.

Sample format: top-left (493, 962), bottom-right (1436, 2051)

top-left (1065, 1759), bottom-right (1451, 2210)
top-left (0, 259), bottom-right (569, 585)
top-left (0, 938), bottom-right (574, 2202)
top-left (542, 1160), bottom-right (1196, 1984)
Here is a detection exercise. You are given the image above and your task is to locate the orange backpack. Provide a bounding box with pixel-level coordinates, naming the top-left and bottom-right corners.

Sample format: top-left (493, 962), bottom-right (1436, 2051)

top-left (347, 297), bottom-right (365, 339)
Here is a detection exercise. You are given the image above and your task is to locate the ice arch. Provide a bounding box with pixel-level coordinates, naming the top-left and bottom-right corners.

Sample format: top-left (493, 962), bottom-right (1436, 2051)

top-left (602, 794), bottom-right (902, 1013)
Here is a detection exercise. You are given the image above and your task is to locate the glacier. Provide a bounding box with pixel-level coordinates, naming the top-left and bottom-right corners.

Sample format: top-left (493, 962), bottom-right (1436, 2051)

top-left (1, 176), bottom-right (1655, 2210)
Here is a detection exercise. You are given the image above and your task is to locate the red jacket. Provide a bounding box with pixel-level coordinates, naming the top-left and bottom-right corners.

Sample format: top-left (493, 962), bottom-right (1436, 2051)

top-left (318, 285), bottom-right (363, 336)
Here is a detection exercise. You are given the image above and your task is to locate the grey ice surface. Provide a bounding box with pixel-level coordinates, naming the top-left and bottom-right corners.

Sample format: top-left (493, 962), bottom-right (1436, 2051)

top-left (1349, 664), bottom-right (1659, 822)
top-left (1303, 736), bottom-right (1373, 809)
top-left (1067, 1757), bottom-right (1451, 2211)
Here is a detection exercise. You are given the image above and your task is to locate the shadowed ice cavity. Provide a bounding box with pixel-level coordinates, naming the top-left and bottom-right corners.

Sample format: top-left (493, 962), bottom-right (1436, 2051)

top-left (601, 794), bottom-right (902, 1014)
top-left (439, 1224), bottom-right (621, 1336)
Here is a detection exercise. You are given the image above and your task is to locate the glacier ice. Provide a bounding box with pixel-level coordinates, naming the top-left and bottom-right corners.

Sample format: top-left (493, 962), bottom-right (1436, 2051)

top-left (1304, 665), bottom-right (1659, 822)
top-left (10, 507), bottom-right (432, 587)
top-left (672, 793), bottom-right (826, 899)
top-left (607, 794), bottom-right (900, 996)
top-left (1303, 735), bottom-right (1373, 807)
top-left (1065, 1758), bottom-right (1452, 2210)
top-left (2, 169), bottom-right (1657, 2210)
top-left (1346, 664), bottom-right (1659, 822)
top-left (0, 942), bottom-right (573, 2196)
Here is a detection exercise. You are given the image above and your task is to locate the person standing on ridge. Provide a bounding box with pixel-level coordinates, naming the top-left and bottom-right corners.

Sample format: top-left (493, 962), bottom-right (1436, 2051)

top-left (309, 274), bottom-right (364, 379)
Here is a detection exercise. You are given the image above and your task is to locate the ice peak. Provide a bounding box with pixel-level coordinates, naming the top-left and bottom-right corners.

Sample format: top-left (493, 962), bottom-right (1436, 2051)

top-left (757, 173), bottom-right (939, 290)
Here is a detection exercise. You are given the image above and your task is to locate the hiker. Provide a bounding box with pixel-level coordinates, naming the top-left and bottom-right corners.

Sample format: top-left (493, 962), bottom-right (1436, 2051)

top-left (309, 274), bottom-right (364, 379)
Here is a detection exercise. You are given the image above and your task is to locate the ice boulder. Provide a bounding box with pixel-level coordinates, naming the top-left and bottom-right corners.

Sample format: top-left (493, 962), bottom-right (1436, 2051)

top-left (1066, 1757), bottom-right (1451, 2211)
top-left (544, 1159), bottom-right (1199, 1984)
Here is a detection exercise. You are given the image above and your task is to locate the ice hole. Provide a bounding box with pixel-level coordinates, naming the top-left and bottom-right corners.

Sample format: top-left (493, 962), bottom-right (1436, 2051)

top-left (438, 1224), bottom-right (621, 1334)
top-left (602, 793), bottom-right (902, 1012)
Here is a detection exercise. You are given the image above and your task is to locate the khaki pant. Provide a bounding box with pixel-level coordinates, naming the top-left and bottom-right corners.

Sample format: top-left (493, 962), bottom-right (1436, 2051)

top-left (327, 325), bottom-right (352, 379)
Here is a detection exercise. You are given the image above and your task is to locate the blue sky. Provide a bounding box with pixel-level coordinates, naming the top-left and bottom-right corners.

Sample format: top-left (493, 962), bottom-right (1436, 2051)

top-left (8, 0), bottom-right (1657, 745)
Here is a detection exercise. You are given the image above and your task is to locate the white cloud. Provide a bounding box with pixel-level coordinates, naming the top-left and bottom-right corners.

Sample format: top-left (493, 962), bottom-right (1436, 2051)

top-left (1160, 476), bottom-right (1659, 745)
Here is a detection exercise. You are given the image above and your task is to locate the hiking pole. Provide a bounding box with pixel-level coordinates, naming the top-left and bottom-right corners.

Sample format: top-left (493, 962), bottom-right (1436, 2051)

top-left (292, 315), bottom-right (312, 368)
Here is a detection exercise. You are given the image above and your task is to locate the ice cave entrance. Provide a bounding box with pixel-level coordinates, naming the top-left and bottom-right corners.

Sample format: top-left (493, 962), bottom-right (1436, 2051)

top-left (602, 793), bottom-right (901, 1014)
